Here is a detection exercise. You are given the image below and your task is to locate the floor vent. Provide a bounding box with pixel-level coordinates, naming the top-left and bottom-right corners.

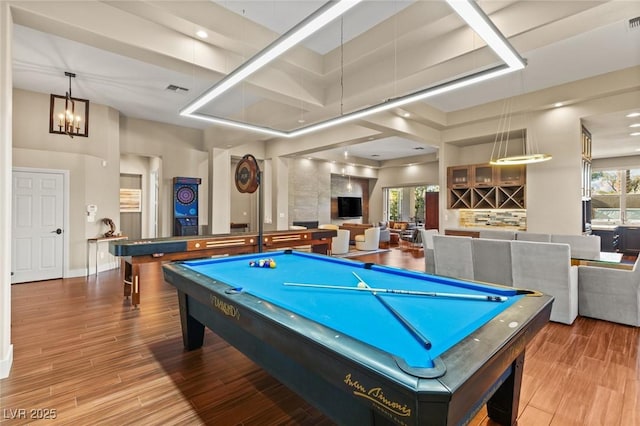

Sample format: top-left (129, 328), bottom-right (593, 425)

top-left (629, 16), bottom-right (640, 30)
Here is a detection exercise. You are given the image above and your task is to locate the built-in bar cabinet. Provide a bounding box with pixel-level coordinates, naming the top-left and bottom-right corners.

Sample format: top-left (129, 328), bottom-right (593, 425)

top-left (447, 163), bottom-right (526, 209)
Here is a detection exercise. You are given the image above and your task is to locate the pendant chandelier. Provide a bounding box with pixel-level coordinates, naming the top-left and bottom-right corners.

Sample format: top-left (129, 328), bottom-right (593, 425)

top-left (489, 78), bottom-right (551, 166)
top-left (49, 72), bottom-right (90, 138)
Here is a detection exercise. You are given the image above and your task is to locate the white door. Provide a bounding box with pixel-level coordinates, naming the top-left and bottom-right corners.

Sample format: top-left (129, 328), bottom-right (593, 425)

top-left (11, 170), bottom-right (64, 284)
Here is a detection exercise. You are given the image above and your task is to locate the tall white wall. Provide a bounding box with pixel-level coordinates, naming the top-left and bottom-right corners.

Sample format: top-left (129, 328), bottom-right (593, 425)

top-left (0, 0), bottom-right (13, 379)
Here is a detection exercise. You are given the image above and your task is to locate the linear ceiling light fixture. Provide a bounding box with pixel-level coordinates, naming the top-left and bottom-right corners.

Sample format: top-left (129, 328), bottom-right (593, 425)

top-left (180, 0), bottom-right (526, 138)
top-left (181, 0), bottom-right (363, 115)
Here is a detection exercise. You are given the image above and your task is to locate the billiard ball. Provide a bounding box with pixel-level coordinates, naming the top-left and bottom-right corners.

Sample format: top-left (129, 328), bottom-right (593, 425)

top-left (357, 282), bottom-right (367, 288)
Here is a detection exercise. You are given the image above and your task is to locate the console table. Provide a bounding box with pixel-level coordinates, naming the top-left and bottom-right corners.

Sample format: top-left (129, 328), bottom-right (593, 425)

top-left (87, 235), bottom-right (128, 276)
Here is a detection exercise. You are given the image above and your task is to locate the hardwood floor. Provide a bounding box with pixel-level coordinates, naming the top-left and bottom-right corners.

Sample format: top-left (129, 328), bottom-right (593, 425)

top-left (1, 247), bottom-right (639, 425)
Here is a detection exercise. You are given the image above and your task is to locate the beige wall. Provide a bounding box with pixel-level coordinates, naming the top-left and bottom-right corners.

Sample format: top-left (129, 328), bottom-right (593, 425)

top-left (12, 89), bottom-right (121, 276)
top-left (439, 82), bottom-right (640, 233)
top-left (11, 89), bottom-right (212, 275)
top-left (369, 162), bottom-right (440, 225)
top-left (9, 72), bottom-right (640, 276)
top-left (119, 116), bottom-right (208, 237)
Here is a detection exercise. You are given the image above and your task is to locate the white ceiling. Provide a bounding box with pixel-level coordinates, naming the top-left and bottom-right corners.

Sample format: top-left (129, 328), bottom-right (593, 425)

top-left (9, 0), bottom-right (640, 165)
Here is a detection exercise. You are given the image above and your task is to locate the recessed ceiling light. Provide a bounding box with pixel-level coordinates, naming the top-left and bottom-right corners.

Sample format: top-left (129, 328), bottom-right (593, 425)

top-left (631, 132), bottom-right (640, 136)
top-left (344, 150), bottom-right (348, 158)
top-left (627, 112), bottom-right (640, 118)
top-left (196, 30), bottom-right (208, 39)
top-left (402, 112), bottom-right (411, 118)
top-left (553, 102), bottom-right (563, 108)
top-left (630, 123), bottom-right (640, 128)
top-left (297, 119), bottom-right (305, 124)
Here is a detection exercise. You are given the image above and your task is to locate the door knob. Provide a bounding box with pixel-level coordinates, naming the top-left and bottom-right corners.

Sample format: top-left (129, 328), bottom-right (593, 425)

top-left (52, 228), bottom-right (62, 234)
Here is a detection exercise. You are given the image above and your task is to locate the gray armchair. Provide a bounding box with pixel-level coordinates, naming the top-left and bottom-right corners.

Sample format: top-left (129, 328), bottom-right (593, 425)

top-left (472, 238), bottom-right (513, 286)
top-left (551, 234), bottom-right (601, 260)
top-left (511, 240), bottom-right (578, 325)
top-left (433, 235), bottom-right (474, 280)
top-left (379, 227), bottom-right (390, 245)
top-left (578, 258), bottom-right (640, 326)
top-left (421, 229), bottom-right (438, 274)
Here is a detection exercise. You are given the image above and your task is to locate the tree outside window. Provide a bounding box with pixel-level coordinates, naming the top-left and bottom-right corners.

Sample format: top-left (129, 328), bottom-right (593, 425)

top-left (389, 189), bottom-right (401, 221)
top-left (591, 169), bottom-right (640, 224)
top-left (413, 186), bottom-right (426, 223)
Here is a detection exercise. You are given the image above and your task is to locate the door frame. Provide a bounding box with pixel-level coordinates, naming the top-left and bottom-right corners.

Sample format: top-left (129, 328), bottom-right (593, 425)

top-left (12, 167), bottom-right (70, 278)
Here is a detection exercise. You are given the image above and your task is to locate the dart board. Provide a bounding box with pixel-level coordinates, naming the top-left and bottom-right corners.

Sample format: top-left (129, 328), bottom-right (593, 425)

top-left (176, 186), bottom-right (196, 206)
top-left (235, 154), bottom-right (260, 194)
top-left (173, 177), bottom-right (201, 236)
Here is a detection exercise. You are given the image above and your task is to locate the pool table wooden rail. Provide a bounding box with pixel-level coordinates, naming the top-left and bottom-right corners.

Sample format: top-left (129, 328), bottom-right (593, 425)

top-left (109, 229), bottom-right (336, 307)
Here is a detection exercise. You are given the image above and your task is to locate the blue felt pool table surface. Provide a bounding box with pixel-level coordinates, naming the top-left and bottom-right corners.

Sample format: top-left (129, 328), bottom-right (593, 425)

top-left (181, 251), bottom-right (522, 370)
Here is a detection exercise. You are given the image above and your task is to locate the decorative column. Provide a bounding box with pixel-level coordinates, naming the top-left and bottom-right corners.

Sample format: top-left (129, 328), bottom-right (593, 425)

top-left (272, 157), bottom-right (289, 230)
top-left (209, 147), bottom-right (231, 234)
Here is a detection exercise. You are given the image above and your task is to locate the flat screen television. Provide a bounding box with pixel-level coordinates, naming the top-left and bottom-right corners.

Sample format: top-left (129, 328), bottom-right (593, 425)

top-left (337, 196), bottom-right (362, 218)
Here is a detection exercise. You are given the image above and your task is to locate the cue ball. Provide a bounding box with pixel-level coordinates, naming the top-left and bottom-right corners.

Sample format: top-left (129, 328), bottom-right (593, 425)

top-left (357, 282), bottom-right (367, 288)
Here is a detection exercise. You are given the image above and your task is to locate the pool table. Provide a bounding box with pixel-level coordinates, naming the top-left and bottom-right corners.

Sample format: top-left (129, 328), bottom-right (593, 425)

top-left (162, 250), bottom-right (553, 425)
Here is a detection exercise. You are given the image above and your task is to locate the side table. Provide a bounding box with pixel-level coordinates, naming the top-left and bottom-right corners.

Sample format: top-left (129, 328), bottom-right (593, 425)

top-left (87, 235), bottom-right (128, 276)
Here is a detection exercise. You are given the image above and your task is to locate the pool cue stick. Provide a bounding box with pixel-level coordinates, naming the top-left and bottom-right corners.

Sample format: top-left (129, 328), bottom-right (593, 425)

top-left (352, 273), bottom-right (432, 350)
top-left (282, 282), bottom-right (508, 302)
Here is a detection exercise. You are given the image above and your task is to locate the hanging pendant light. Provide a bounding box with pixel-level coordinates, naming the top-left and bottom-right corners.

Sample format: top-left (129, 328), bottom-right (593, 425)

top-left (489, 76), bottom-right (551, 166)
top-left (49, 71), bottom-right (90, 138)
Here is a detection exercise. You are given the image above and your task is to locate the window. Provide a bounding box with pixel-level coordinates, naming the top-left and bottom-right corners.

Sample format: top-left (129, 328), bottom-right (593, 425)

top-left (384, 185), bottom-right (438, 223)
top-left (591, 168), bottom-right (640, 225)
top-left (387, 188), bottom-right (402, 221)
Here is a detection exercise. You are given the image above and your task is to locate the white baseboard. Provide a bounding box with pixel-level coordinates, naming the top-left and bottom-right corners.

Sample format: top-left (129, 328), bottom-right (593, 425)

top-left (0, 344), bottom-right (13, 379)
top-left (68, 261), bottom-right (121, 279)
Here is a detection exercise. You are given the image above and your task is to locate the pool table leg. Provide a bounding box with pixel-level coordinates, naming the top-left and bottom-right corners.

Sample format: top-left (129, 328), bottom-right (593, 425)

top-left (177, 290), bottom-right (205, 350)
top-left (487, 351), bottom-right (524, 425)
top-left (122, 258), bottom-right (141, 308)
